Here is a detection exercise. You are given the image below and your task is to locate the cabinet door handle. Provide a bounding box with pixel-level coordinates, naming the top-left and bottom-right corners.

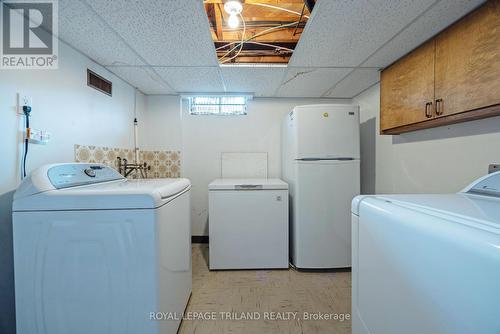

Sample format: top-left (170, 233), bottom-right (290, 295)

top-left (425, 102), bottom-right (433, 118)
top-left (435, 98), bottom-right (444, 116)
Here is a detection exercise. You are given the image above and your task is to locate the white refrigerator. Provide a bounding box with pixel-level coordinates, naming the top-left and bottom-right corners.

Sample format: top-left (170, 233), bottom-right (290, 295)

top-left (282, 104), bottom-right (360, 269)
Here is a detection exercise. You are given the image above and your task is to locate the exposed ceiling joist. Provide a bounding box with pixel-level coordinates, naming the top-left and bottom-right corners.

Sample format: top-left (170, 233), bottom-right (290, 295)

top-left (211, 3), bottom-right (224, 40)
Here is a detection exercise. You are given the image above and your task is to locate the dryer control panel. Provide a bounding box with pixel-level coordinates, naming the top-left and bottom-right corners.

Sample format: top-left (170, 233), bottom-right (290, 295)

top-left (47, 164), bottom-right (124, 189)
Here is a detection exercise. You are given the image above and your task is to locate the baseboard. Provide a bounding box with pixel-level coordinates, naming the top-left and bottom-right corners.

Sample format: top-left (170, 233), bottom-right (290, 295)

top-left (192, 235), bottom-right (209, 244)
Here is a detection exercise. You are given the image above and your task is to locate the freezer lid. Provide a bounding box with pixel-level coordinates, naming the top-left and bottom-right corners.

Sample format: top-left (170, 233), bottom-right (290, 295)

top-left (355, 194), bottom-right (500, 231)
top-left (209, 178), bottom-right (288, 190)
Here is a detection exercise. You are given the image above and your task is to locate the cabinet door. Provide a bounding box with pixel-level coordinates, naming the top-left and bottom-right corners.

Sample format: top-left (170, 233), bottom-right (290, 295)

top-left (380, 40), bottom-right (435, 132)
top-left (435, 1), bottom-right (500, 117)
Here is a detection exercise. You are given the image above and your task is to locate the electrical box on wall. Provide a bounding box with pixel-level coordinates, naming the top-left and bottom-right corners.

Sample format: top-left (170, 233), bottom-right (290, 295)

top-left (26, 128), bottom-right (51, 145)
top-left (16, 93), bottom-right (51, 145)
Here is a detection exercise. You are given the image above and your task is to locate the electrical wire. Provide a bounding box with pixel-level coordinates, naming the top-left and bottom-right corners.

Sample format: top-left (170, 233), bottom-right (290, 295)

top-left (216, 41), bottom-right (294, 52)
top-left (214, 22), bottom-right (303, 52)
top-left (250, 41), bottom-right (293, 52)
top-left (216, 41), bottom-right (238, 51)
top-left (293, 4), bottom-right (306, 36)
top-left (218, 20), bottom-right (300, 62)
top-left (220, 13), bottom-right (246, 63)
top-left (22, 113), bottom-right (29, 178)
top-left (220, 21), bottom-right (299, 58)
top-left (220, 13), bottom-right (246, 64)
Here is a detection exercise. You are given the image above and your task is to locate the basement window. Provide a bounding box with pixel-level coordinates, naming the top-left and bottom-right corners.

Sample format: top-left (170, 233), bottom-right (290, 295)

top-left (189, 96), bottom-right (247, 115)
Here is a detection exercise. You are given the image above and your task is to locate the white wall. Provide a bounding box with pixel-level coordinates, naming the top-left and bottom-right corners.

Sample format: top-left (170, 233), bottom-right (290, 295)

top-left (138, 95), bottom-right (182, 151)
top-left (0, 41), bottom-right (141, 334)
top-left (355, 83), bottom-right (500, 195)
top-left (180, 97), bottom-right (350, 236)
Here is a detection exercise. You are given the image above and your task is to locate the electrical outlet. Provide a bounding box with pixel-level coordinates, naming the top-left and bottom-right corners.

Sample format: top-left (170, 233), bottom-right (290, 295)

top-left (21, 95), bottom-right (32, 107)
top-left (17, 93), bottom-right (33, 115)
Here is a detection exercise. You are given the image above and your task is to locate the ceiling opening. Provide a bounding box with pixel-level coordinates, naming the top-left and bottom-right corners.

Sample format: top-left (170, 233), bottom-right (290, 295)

top-left (204, 0), bottom-right (315, 64)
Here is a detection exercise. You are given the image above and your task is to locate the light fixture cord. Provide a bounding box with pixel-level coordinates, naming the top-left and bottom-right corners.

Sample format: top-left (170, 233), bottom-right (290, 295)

top-left (220, 13), bottom-right (246, 64)
top-left (219, 20), bottom-right (300, 62)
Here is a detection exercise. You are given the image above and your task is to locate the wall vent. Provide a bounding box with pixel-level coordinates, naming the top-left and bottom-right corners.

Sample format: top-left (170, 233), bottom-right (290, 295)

top-left (87, 69), bottom-right (112, 96)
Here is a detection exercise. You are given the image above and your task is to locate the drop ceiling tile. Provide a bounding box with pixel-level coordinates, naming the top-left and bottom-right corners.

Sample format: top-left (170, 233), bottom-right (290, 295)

top-left (276, 67), bottom-right (352, 98)
top-left (59, 0), bottom-right (143, 66)
top-left (326, 69), bottom-right (380, 98)
top-left (221, 66), bottom-right (287, 97)
top-left (363, 0), bottom-right (486, 67)
top-left (290, 0), bottom-right (435, 67)
top-left (155, 67), bottom-right (224, 93)
top-left (106, 66), bottom-right (176, 95)
top-left (85, 0), bottom-right (218, 67)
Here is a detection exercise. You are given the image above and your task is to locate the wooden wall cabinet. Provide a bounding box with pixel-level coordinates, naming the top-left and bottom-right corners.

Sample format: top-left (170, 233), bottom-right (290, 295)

top-left (380, 1), bottom-right (500, 135)
top-left (380, 40), bottom-right (435, 131)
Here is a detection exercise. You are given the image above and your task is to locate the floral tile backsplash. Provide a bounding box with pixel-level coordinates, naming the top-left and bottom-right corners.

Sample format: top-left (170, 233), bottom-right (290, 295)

top-left (74, 144), bottom-right (181, 178)
top-left (140, 150), bottom-right (181, 178)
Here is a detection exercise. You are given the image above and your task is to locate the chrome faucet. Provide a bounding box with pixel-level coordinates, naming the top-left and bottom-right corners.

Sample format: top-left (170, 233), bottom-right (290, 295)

top-left (116, 157), bottom-right (150, 178)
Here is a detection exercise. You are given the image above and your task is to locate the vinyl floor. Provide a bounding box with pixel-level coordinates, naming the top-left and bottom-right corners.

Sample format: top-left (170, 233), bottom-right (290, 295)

top-left (178, 244), bottom-right (351, 334)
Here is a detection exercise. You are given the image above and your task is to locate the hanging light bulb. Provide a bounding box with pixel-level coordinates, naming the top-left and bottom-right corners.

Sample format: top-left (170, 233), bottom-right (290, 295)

top-left (224, 1), bottom-right (242, 29)
top-left (227, 14), bottom-right (239, 29)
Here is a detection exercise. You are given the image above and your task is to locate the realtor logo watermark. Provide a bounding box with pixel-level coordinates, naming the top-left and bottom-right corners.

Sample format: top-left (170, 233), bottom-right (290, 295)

top-left (1, 0), bottom-right (58, 69)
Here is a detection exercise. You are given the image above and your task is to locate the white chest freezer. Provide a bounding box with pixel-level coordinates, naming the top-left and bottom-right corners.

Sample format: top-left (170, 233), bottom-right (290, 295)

top-left (208, 179), bottom-right (289, 270)
top-left (351, 172), bottom-right (500, 334)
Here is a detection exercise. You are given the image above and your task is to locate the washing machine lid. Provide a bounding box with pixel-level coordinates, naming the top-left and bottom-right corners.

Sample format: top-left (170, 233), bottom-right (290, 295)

top-left (209, 178), bottom-right (288, 190)
top-left (13, 163), bottom-right (191, 211)
top-left (354, 193), bottom-right (500, 233)
top-left (353, 172), bottom-right (500, 231)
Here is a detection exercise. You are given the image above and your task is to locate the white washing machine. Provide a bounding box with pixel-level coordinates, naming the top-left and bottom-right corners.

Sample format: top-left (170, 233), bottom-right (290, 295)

top-left (351, 172), bottom-right (500, 334)
top-left (208, 178), bottom-right (289, 270)
top-left (12, 163), bottom-right (192, 334)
